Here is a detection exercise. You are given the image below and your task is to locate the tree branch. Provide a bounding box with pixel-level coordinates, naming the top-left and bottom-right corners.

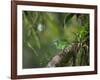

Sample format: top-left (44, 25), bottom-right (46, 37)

top-left (47, 43), bottom-right (80, 67)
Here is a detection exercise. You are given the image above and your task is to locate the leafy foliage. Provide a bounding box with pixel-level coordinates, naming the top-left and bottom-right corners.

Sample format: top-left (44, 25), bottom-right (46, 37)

top-left (22, 11), bottom-right (89, 68)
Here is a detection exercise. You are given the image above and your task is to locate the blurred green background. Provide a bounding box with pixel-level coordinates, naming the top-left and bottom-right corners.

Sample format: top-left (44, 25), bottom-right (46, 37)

top-left (22, 11), bottom-right (89, 68)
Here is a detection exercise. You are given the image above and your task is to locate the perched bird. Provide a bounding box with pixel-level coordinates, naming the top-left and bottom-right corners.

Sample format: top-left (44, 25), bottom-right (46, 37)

top-left (53, 39), bottom-right (69, 50)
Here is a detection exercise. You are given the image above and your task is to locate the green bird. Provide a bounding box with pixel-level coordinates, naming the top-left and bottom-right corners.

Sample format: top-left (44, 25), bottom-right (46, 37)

top-left (53, 39), bottom-right (68, 50)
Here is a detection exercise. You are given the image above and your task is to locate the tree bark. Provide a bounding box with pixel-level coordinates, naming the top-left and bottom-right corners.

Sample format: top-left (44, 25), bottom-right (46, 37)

top-left (47, 43), bottom-right (80, 67)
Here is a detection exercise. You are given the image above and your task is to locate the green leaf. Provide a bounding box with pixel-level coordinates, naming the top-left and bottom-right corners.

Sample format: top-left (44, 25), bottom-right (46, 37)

top-left (31, 29), bottom-right (41, 49)
top-left (27, 42), bottom-right (38, 56)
